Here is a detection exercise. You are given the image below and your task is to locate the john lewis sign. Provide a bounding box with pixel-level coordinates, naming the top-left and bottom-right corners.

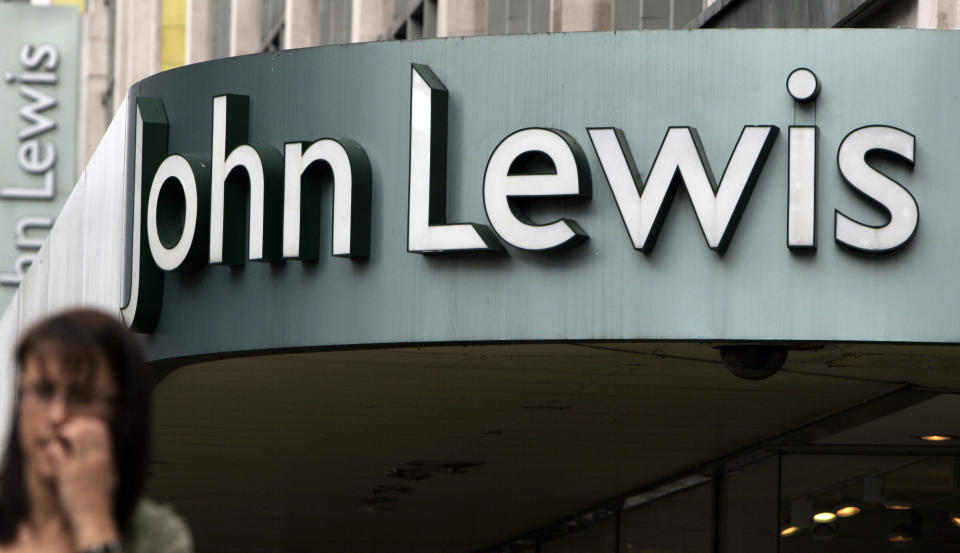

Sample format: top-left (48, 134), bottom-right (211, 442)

top-left (119, 31), bottom-right (958, 351)
top-left (125, 63), bottom-right (918, 331)
top-left (0, 5), bottom-right (78, 306)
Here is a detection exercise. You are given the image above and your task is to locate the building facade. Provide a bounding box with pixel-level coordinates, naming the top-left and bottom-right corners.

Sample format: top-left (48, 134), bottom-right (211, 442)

top-left (6, 0), bottom-right (957, 177)
top-left (3, 1), bottom-right (960, 553)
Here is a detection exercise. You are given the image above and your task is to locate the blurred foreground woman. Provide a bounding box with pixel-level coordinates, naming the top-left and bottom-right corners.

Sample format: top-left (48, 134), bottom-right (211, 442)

top-left (0, 309), bottom-right (192, 553)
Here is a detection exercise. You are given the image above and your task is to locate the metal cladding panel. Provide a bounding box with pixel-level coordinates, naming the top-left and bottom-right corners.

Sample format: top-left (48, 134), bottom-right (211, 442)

top-left (16, 236), bottom-right (49, 333)
top-left (81, 97), bottom-right (128, 312)
top-left (26, 29), bottom-right (960, 360)
top-left (0, 99), bottom-right (128, 465)
top-left (0, 94), bottom-right (129, 347)
top-left (45, 180), bottom-right (84, 309)
top-left (0, 292), bottom-right (18, 464)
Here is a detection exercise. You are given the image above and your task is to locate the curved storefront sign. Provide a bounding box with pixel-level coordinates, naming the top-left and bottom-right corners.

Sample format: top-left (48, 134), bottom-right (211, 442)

top-left (119, 30), bottom-right (960, 361)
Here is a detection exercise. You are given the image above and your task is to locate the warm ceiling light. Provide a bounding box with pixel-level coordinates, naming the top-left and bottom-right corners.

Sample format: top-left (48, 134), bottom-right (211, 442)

top-left (918, 434), bottom-right (954, 442)
top-left (884, 500), bottom-right (912, 511)
top-left (836, 505), bottom-right (861, 518)
top-left (950, 514), bottom-right (960, 528)
top-left (813, 511), bottom-right (837, 523)
top-left (889, 523), bottom-right (914, 543)
top-left (834, 498), bottom-right (862, 518)
top-left (780, 525), bottom-right (801, 537)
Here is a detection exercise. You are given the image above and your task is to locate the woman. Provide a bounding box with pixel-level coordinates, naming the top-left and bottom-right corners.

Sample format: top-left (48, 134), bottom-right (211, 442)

top-left (0, 309), bottom-right (192, 553)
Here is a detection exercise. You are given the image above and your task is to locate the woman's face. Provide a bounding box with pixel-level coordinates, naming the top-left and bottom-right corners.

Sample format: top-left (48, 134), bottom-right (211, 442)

top-left (16, 350), bottom-right (118, 480)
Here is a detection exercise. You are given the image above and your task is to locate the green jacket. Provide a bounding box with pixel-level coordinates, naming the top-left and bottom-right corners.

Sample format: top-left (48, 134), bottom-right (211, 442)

top-left (123, 499), bottom-right (193, 553)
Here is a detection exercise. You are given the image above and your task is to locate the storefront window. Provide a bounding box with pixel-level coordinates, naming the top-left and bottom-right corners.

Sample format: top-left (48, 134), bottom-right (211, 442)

top-left (487, 0), bottom-right (551, 35)
top-left (261, 0), bottom-right (284, 50)
top-left (612, 0), bottom-right (708, 30)
top-left (620, 483), bottom-right (713, 552)
top-left (211, 0), bottom-right (231, 59)
top-left (318, 0), bottom-right (352, 46)
top-left (392, 0), bottom-right (437, 40)
top-left (780, 455), bottom-right (960, 551)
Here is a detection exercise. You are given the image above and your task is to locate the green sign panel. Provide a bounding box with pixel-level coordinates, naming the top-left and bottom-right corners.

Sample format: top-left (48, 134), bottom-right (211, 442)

top-left (117, 30), bottom-right (960, 361)
top-left (0, 5), bottom-right (79, 309)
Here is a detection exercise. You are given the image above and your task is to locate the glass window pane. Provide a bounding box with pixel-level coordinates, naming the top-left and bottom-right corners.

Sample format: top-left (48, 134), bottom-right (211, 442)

top-left (486, 0), bottom-right (508, 35)
top-left (620, 483), bottom-right (713, 552)
top-left (423, 0), bottom-right (437, 38)
top-left (614, 0), bottom-right (641, 30)
top-left (720, 456), bottom-right (779, 553)
top-left (319, 0), bottom-right (352, 46)
top-left (530, 0), bottom-right (550, 33)
top-left (641, 0), bottom-right (670, 29)
top-left (262, 0), bottom-right (285, 45)
top-left (211, 0), bottom-right (231, 58)
top-left (673, 0), bottom-right (704, 28)
top-left (542, 519), bottom-right (617, 553)
top-left (506, 0), bottom-right (528, 35)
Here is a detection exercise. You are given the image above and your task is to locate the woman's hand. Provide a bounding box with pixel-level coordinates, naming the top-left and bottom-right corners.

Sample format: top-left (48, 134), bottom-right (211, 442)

top-left (45, 417), bottom-right (120, 550)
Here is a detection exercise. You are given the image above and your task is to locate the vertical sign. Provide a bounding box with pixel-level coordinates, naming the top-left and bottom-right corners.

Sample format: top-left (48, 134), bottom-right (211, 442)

top-left (0, 4), bottom-right (79, 308)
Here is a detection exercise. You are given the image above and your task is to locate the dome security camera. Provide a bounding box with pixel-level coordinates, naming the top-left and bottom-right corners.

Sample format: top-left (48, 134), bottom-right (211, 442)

top-left (717, 345), bottom-right (788, 380)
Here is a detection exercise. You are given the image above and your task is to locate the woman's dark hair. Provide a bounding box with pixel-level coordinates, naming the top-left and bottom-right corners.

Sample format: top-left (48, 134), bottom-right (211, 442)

top-left (0, 309), bottom-right (153, 543)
